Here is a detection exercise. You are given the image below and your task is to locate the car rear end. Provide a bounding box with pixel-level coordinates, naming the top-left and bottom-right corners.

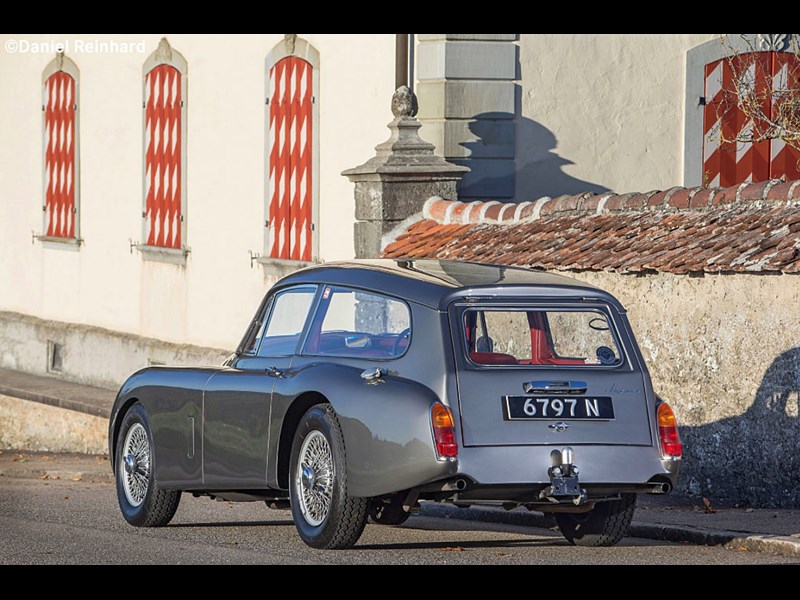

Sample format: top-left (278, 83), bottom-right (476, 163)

top-left (435, 289), bottom-right (681, 544)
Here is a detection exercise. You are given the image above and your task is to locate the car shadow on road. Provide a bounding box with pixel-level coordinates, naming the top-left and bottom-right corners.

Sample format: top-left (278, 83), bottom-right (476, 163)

top-left (167, 520), bottom-right (295, 528)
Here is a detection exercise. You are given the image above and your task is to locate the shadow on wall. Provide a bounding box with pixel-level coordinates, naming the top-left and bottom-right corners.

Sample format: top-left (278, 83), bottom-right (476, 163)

top-left (458, 111), bottom-right (609, 201)
top-left (679, 348), bottom-right (800, 508)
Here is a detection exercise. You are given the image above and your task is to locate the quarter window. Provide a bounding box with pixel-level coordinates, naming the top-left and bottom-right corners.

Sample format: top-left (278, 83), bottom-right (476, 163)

top-left (256, 286), bottom-right (317, 357)
top-left (303, 287), bottom-right (411, 359)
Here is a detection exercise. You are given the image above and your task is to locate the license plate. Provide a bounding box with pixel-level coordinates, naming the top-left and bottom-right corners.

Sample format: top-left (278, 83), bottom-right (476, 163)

top-left (503, 396), bottom-right (614, 420)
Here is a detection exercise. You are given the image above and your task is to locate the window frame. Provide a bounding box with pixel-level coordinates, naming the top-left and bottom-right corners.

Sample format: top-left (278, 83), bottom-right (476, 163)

top-left (39, 52), bottom-right (81, 246)
top-left (684, 34), bottom-right (800, 187)
top-left (261, 36), bottom-right (320, 268)
top-left (254, 285), bottom-right (320, 358)
top-left (300, 285), bottom-right (413, 361)
top-left (136, 39), bottom-right (189, 263)
top-left (460, 305), bottom-right (627, 370)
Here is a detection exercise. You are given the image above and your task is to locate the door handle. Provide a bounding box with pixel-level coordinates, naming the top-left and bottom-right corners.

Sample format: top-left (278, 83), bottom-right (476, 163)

top-left (266, 366), bottom-right (284, 378)
top-left (524, 380), bottom-right (587, 394)
top-left (360, 367), bottom-right (386, 383)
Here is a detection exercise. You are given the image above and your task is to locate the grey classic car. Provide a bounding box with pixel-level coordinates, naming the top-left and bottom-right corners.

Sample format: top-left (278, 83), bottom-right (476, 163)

top-left (109, 259), bottom-right (682, 549)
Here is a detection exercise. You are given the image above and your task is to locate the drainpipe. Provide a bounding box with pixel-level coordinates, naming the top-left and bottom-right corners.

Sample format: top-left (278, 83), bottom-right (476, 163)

top-left (395, 34), bottom-right (409, 90)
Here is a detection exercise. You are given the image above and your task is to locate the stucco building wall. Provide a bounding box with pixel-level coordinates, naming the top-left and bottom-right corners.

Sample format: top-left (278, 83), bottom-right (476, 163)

top-left (0, 33), bottom-right (395, 350)
top-left (515, 34), bottom-right (715, 199)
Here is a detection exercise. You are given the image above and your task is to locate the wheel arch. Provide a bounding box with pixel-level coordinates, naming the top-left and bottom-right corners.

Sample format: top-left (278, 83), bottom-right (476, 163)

top-left (277, 391), bottom-right (330, 489)
top-left (109, 396), bottom-right (141, 470)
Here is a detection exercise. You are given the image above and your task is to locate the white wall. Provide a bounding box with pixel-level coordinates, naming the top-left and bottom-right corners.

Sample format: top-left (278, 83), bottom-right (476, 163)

top-left (0, 33), bottom-right (395, 350)
top-left (516, 34), bottom-right (715, 199)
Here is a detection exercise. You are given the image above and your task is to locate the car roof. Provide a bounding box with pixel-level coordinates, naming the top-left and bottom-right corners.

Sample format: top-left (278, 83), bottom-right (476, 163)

top-left (276, 259), bottom-right (625, 311)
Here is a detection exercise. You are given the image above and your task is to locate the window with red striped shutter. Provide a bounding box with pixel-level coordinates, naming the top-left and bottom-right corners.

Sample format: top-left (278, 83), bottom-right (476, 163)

top-left (140, 39), bottom-right (187, 257)
top-left (42, 54), bottom-right (80, 242)
top-left (703, 51), bottom-right (800, 187)
top-left (266, 43), bottom-right (318, 263)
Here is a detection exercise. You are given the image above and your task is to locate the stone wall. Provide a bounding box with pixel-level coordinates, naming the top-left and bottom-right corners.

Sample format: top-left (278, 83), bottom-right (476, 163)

top-left (0, 395), bottom-right (107, 454)
top-left (0, 311), bottom-right (230, 390)
top-left (568, 270), bottom-right (800, 507)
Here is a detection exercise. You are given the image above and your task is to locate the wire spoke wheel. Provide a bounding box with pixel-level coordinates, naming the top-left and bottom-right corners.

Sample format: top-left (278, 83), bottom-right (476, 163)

top-left (121, 423), bottom-right (151, 507)
top-left (295, 430), bottom-right (334, 526)
top-left (114, 404), bottom-right (180, 527)
top-left (289, 404), bottom-right (368, 548)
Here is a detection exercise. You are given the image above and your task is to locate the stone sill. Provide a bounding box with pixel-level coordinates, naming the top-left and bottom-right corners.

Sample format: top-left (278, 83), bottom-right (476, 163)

top-left (133, 244), bottom-right (190, 266)
top-left (256, 256), bottom-right (316, 277)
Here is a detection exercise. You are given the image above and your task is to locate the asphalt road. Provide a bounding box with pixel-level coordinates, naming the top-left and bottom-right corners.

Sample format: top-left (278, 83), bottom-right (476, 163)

top-left (0, 477), bottom-right (797, 567)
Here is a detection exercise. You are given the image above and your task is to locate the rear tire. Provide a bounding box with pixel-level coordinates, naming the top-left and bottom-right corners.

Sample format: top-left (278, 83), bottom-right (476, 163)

top-left (555, 493), bottom-right (636, 547)
top-left (289, 404), bottom-right (368, 549)
top-left (115, 403), bottom-right (180, 527)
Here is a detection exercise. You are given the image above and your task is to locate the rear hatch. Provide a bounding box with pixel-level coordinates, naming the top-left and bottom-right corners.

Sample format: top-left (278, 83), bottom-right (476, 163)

top-left (450, 302), bottom-right (652, 447)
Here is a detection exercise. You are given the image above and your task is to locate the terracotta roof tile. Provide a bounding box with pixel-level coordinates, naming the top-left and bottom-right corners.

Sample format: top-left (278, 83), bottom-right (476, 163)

top-left (383, 179), bottom-right (800, 275)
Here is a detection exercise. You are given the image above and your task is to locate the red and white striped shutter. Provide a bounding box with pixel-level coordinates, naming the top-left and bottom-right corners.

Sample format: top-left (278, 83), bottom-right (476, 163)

top-left (769, 52), bottom-right (800, 181)
top-left (703, 52), bottom-right (772, 188)
top-left (268, 56), bottom-right (313, 261)
top-left (144, 64), bottom-right (182, 249)
top-left (704, 51), bottom-right (800, 186)
top-left (44, 71), bottom-right (76, 239)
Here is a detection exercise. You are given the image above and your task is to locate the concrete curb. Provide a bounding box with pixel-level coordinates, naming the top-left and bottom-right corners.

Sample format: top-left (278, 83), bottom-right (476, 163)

top-left (420, 503), bottom-right (800, 558)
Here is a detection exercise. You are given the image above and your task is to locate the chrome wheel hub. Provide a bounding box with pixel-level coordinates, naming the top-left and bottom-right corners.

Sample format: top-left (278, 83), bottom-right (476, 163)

top-left (295, 430), bottom-right (333, 527)
top-left (120, 422), bottom-right (150, 508)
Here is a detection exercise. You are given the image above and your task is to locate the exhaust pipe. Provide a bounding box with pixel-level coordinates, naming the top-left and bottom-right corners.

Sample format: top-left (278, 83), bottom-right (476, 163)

top-left (648, 481), bottom-right (672, 494)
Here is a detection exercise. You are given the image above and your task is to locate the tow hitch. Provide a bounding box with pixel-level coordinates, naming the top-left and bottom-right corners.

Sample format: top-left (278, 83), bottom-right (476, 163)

top-left (540, 447), bottom-right (588, 506)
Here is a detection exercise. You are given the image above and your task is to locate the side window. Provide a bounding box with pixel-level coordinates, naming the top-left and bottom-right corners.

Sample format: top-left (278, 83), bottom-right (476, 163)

top-left (256, 286), bottom-right (317, 357)
top-left (304, 287), bottom-right (411, 359)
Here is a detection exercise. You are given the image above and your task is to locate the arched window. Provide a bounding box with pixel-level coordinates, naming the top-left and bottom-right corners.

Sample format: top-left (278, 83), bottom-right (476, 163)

top-left (686, 35), bottom-right (800, 187)
top-left (141, 38), bottom-right (187, 255)
top-left (42, 52), bottom-right (80, 242)
top-left (265, 35), bottom-right (319, 263)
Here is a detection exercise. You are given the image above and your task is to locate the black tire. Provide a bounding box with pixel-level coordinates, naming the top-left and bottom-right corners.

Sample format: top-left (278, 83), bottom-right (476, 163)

top-left (289, 404), bottom-right (368, 549)
top-left (115, 403), bottom-right (181, 527)
top-left (369, 496), bottom-right (411, 526)
top-left (555, 493), bottom-right (637, 547)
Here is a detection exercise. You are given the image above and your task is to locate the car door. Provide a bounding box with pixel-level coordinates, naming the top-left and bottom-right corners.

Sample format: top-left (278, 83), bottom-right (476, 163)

top-left (202, 285), bottom-right (318, 488)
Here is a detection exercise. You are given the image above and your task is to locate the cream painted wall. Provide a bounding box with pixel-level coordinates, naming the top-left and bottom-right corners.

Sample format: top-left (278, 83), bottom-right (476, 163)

top-left (516, 34), bottom-right (716, 199)
top-left (0, 34), bottom-right (395, 349)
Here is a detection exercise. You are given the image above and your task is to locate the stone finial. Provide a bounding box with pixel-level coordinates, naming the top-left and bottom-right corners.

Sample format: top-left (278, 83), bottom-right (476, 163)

top-left (155, 37), bottom-right (173, 62)
top-left (55, 50), bottom-right (64, 71)
top-left (284, 34), bottom-right (297, 55)
top-left (757, 34), bottom-right (788, 51)
top-left (391, 86), bottom-right (418, 118)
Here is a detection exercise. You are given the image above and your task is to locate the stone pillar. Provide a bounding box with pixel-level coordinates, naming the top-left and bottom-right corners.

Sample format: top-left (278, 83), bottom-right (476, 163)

top-left (415, 34), bottom-right (517, 200)
top-left (342, 86), bottom-right (468, 258)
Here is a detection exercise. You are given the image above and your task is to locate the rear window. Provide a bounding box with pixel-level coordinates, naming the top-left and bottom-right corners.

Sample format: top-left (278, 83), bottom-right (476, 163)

top-left (463, 308), bottom-right (622, 367)
top-left (302, 286), bottom-right (411, 359)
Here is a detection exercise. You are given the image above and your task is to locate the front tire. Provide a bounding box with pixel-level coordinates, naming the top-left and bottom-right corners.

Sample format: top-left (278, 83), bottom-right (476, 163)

top-left (115, 403), bottom-right (180, 527)
top-left (289, 404), bottom-right (368, 549)
top-left (555, 493), bottom-right (636, 547)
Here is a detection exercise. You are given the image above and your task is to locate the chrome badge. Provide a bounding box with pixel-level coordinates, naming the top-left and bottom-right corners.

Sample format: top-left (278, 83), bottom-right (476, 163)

top-left (548, 422), bottom-right (570, 432)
